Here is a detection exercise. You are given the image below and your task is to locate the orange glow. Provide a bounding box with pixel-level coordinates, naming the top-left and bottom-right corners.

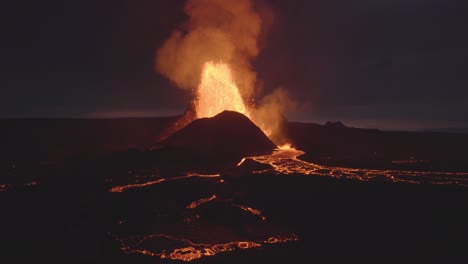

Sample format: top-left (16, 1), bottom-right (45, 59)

top-left (109, 179), bottom-right (166, 193)
top-left (241, 148), bottom-right (468, 187)
top-left (194, 61), bottom-right (274, 138)
top-left (116, 233), bottom-right (298, 262)
top-left (108, 173), bottom-right (220, 193)
top-left (196, 62), bottom-right (250, 119)
top-left (233, 204), bottom-right (266, 221)
top-left (161, 241), bottom-right (261, 261)
top-left (278, 144), bottom-right (292, 150)
top-left (0, 181), bottom-right (39, 192)
top-left (237, 158), bottom-right (247, 166)
top-left (186, 195), bottom-right (217, 209)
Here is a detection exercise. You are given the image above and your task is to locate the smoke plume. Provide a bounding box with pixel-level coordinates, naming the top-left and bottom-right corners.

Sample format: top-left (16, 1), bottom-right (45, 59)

top-left (155, 0), bottom-right (271, 99)
top-left (154, 0), bottom-right (296, 145)
top-left (252, 88), bottom-right (297, 145)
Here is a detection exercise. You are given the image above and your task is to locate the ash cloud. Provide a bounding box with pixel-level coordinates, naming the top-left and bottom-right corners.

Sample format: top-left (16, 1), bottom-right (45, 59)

top-left (252, 88), bottom-right (297, 145)
top-left (155, 0), bottom-right (297, 144)
top-left (155, 0), bottom-right (273, 99)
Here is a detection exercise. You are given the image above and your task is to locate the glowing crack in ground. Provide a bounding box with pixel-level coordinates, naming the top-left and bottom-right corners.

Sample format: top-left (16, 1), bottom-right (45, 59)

top-left (186, 195), bottom-right (217, 209)
top-left (109, 173), bottom-right (221, 193)
top-left (185, 195), bottom-right (267, 220)
top-left (0, 181), bottom-right (38, 192)
top-left (109, 179), bottom-right (166, 193)
top-left (233, 204), bottom-right (266, 221)
top-left (115, 193), bottom-right (292, 261)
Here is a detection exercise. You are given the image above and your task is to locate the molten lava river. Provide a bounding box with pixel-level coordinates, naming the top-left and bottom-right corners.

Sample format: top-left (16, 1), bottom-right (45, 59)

top-left (110, 169), bottom-right (299, 262)
top-left (106, 61), bottom-right (468, 262)
top-left (108, 145), bottom-right (468, 262)
top-left (241, 145), bottom-right (468, 186)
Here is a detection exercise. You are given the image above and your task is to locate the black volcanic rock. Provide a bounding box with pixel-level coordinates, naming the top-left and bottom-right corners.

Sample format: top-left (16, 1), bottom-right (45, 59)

top-left (154, 100), bottom-right (197, 142)
top-left (286, 120), bottom-right (468, 172)
top-left (237, 159), bottom-right (274, 173)
top-left (161, 111), bottom-right (277, 164)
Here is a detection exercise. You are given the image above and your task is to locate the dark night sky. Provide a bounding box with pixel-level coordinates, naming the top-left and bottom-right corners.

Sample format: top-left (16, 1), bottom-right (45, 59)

top-left (1, 0), bottom-right (467, 131)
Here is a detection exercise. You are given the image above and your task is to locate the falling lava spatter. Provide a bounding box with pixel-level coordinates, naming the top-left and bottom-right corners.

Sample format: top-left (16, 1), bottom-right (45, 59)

top-left (196, 62), bottom-right (251, 119)
top-left (193, 61), bottom-right (274, 137)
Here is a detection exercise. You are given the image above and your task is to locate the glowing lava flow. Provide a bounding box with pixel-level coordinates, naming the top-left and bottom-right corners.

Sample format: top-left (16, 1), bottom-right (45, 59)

top-left (186, 195), bottom-right (217, 209)
top-left (116, 233), bottom-right (298, 262)
top-left (233, 204), bottom-right (266, 221)
top-left (109, 173), bottom-right (221, 193)
top-left (0, 181), bottom-right (38, 192)
top-left (115, 191), bottom-right (292, 261)
top-left (109, 179), bottom-right (166, 193)
top-left (196, 62), bottom-right (250, 119)
top-left (184, 195), bottom-right (267, 220)
top-left (243, 147), bottom-right (468, 187)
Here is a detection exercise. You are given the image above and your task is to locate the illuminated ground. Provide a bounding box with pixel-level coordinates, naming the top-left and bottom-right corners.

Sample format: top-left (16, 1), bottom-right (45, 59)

top-left (245, 147), bottom-right (468, 187)
top-left (1, 118), bottom-right (468, 263)
top-left (105, 147), bottom-right (468, 262)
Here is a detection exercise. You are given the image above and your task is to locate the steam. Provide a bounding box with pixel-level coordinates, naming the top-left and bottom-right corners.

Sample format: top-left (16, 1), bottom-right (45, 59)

top-left (252, 88), bottom-right (297, 145)
top-left (156, 0), bottom-right (269, 99)
top-left (155, 0), bottom-right (293, 144)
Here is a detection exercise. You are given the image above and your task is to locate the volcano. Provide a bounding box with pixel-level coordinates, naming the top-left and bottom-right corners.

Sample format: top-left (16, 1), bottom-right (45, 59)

top-left (2, 116), bottom-right (468, 264)
top-left (160, 111), bottom-right (277, 164)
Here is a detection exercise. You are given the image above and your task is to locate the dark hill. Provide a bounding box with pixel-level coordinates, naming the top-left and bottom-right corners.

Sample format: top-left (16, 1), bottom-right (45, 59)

top-left (286, 121), bottom-right (468, 172)
top-left (160, 111), bottom-right (277, 164)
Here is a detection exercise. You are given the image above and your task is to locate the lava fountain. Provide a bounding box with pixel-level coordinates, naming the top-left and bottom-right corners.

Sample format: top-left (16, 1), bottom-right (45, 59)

top-left (154, 0), bottom-right (285, 142)
top-left (194, 61), bottom-right (276, 137)
top-left (196, 61), bottom-right (251, 119)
